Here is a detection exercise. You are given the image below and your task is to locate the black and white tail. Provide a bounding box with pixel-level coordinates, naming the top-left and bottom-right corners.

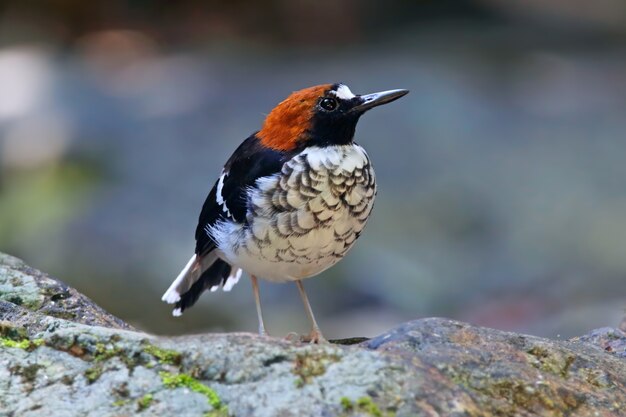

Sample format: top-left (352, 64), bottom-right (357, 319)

top-left (162, 254), bottom-right (242, 316)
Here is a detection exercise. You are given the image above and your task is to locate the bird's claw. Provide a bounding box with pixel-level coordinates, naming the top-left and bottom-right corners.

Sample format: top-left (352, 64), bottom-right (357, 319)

top-left (284, 332), bottom-right (300, 342)
top-left (284, 329), bottom-right (327, 344)
top-left (302, 329), bottom-right (328, 344)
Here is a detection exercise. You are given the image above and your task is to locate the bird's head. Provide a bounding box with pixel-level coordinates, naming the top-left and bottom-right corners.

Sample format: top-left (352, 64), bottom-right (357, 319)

top-left (257, 83), bottom-right (408, 151)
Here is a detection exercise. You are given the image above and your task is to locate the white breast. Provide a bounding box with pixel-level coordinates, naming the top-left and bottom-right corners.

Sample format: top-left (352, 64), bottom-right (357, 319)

top-left (210, 144), bottom-right (376, 282)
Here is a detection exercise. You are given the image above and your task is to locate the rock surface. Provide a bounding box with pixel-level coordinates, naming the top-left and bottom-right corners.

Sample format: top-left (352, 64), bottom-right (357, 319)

top-left (0, 253), bottom-right (131, 332)
top-left (0, 253), bottom-right (625, 417)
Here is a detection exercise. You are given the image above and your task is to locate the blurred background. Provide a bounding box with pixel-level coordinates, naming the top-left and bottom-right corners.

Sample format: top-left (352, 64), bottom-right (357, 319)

top-left (1, 0), bottom-right (625, 339)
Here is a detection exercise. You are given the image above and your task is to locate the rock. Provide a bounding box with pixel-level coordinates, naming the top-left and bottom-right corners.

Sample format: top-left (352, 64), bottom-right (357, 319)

top-left (573, 327), bottom-right (626, 359)
top-left (1, 253), bottom-right (625, 417)
top-left (0, 253), bottom-right (132, 332)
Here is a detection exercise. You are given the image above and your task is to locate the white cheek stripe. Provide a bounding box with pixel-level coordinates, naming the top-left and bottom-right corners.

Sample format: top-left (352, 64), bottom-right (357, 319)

top-left (334, 84), bottom-right (356, 100)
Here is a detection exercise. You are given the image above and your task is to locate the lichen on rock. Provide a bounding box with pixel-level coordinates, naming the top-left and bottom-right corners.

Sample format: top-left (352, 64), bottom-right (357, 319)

top-left (1, 252), bottom-right (625, 417)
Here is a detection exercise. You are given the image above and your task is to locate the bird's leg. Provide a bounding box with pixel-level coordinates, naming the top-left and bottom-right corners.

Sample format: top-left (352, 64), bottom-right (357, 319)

top-left (250, 275), bottom-right (267, 336)
top-left (295, 280), bottom-right (326, 343)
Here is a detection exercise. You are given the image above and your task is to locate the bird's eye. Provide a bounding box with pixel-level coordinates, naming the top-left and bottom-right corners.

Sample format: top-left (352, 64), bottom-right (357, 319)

top-left (319, 97), bottom-right (338, 111)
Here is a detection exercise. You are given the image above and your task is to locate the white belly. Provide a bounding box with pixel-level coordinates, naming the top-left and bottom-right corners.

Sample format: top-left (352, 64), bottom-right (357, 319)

top-left (210, 145), bottom-right (376, 283)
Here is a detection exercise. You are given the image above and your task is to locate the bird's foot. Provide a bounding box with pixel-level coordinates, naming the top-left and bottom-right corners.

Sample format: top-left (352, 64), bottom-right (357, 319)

top-left (257, 326), bottom-right (269, 337)
top-left (284, 332), bottom-right (300, 342)
top-left (302, 328), bottom-right (327, 344)
top-left (284, 330), bottom-right (327, 344)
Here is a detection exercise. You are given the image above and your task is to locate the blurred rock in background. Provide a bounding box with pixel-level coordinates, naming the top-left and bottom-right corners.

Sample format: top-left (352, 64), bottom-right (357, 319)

top-left (0, 0), bottom-right (624, 339)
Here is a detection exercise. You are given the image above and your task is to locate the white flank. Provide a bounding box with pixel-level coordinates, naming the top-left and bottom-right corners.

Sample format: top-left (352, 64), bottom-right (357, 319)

top-left (223, 268), bottom-right (242, 292)
top-left (334, 84), bottom-right (355, 100)
top-left (256, 176), bottom-right (279, 192)
top-left (162, 254), bottom-right (197, 303)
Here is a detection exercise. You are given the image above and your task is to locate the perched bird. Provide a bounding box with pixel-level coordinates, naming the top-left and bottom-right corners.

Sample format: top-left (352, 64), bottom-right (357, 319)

top-left (162, 83), bottom-right (408, 342)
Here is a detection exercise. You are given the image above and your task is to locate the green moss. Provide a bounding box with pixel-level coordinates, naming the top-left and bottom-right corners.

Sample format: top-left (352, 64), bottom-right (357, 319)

top-left (95, 343), bottom-right (136, 368)
top-left (84, 364), bottom-right (104, 384)
top-left (292, 351), bottom-right (340, 386)
top-left (137, 394), bottom-right (154, 411)
top-left (91, 340), bottom-right (141, 369)
top-left (159, 371), bottom-right (227, 415)
top-left (94, 342), bottom-right (123, 361)
top-left (77, 341), bottom-right (148, 381)
top-left (1, 337), bottom-right (31, 349)
top-left (0, 336), bottom-right (43, 351)
top-left (488, 379), bottom-right (548, 409)
top-left (449, 366), bottom-right (585, 415)
top-left (112, 399), bottom-right (130, 407)
top-left (143, 343), bottom-right (182, 365)
top-left (341, 397), bottom-right (353, 411)
top-left (527, 346), bottom-right (576, 378)
top-left (67, 339), bottom-right (183, 370)
top-left (340, 396), bottom-right (393, 417)
top-left (357, 397), bottom-right (384, 417)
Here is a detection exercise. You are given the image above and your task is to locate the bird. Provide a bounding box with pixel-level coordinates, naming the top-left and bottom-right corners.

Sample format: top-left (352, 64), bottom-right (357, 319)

top-left (162, 83), bottom-right (408, 343)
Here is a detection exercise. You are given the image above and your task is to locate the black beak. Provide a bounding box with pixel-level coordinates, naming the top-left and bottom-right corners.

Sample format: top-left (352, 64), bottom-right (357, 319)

top-left (351, 89), bottom-right (409, 113)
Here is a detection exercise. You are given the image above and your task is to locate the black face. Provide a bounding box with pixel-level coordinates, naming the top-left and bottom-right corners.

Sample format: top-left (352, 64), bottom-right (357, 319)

top-left (305, 84), bottom-right (362, 148)
top-left (304, 83), bottom-right (409, 149)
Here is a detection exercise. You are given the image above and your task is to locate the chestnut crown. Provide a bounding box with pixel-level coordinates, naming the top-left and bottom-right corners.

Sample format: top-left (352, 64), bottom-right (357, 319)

top-left (257, 83), bottom-right (408, 151)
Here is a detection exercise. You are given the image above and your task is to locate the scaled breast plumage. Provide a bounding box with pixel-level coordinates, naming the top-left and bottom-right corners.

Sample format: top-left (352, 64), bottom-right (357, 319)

top-left (209, 144), bottom-right (376, 282)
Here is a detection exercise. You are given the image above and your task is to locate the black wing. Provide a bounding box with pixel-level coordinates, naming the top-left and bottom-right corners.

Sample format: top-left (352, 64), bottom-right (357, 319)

top-left (194, 134), bottom-right (288, 256)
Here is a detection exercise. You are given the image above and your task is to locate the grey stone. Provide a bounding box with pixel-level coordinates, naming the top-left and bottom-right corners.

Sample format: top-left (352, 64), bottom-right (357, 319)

top-left (0, 253), bottom-right (132, 331)
top-left (1, 253), bottom-right (624, 417)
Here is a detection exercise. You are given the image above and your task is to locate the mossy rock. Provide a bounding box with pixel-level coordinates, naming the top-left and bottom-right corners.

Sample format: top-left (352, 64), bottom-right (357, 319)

top-left (1, 252), bottom-right (624, 416)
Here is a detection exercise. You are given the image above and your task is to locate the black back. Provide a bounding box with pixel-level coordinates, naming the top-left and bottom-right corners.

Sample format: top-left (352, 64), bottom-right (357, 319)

top-left (194, 134), bottom-right (290, 256)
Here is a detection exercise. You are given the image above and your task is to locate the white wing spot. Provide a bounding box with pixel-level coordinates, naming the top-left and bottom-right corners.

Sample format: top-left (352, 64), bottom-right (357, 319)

top-left (216, 171), bottom-right (233, 218)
